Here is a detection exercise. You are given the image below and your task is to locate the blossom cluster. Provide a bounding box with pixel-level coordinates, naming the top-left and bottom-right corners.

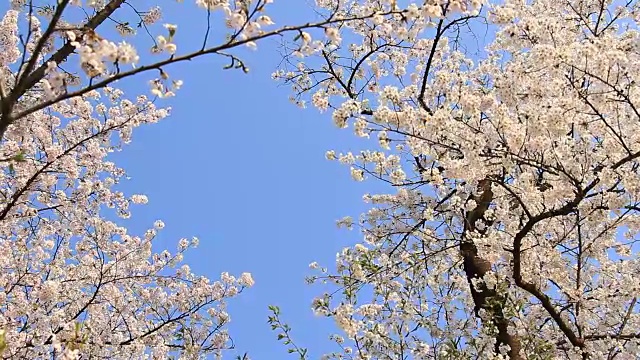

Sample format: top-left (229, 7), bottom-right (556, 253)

top-left (0, 84), bottom-right (255, 358)
top-left (278, 0), bottom-right (640, 358)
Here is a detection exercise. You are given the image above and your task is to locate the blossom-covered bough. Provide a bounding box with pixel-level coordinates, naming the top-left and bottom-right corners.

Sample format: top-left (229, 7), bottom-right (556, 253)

top-left (276, 0), bottom-right (640, 358)
top-left (0, 0), bottom-right (411, 358)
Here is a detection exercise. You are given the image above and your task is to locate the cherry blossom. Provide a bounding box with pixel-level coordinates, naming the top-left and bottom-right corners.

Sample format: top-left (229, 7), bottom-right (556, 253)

top-left (277, 0), bottom-right (640, 358)
top-left (6, 0), bottom-right (640, 357)
top-left (0, 84), bottom-right (259, 358)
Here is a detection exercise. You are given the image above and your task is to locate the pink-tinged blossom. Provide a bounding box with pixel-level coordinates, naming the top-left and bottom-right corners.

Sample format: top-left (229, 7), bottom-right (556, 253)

top-left (0, 82), bottom-right (251, 358)
top-left (275, 0), bottom-right (640, 358)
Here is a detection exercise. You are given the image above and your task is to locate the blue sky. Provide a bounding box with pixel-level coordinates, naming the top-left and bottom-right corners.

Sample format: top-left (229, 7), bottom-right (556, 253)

top-left (104, 1), bottom-right (389, 358)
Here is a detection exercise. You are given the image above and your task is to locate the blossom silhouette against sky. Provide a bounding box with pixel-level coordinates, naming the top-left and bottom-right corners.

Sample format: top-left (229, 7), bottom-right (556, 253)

top-left (97, 2), bottom-right (391, 357)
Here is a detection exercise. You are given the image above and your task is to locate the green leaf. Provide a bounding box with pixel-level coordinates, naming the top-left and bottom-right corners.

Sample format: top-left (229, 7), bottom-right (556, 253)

top-left (12, 152), bottom-right (25, 162)
top-left (0, 330), bottom-right (6, 355)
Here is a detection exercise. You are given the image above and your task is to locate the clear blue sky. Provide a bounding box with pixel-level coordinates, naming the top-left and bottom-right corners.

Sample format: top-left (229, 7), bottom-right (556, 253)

top-left (104, 1), bottom-right (390, 358)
